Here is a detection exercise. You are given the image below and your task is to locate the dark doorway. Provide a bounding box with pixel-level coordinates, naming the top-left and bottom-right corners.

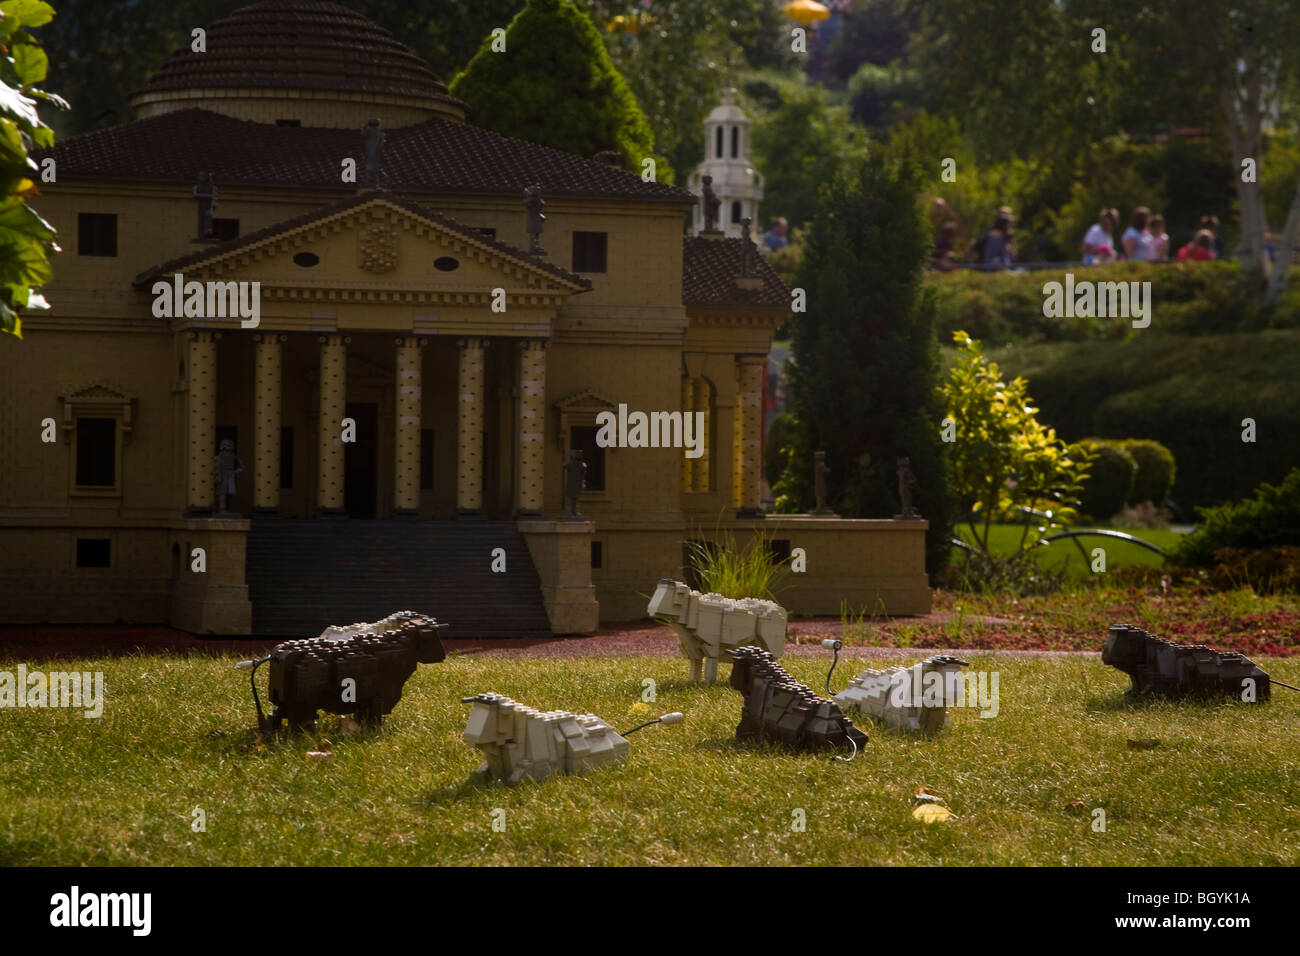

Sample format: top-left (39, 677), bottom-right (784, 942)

top-left (344, 402), bottom-right (378, 518)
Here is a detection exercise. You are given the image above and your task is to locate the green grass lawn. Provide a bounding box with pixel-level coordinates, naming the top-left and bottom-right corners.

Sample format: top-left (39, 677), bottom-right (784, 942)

top-left (954, 522), bottom-right (1182, 581)
top-left (3, 651), bottom-right (1298, 866)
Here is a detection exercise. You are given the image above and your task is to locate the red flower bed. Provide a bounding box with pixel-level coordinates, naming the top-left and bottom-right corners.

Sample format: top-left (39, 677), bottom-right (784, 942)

top-left (799, 586), bottom-right (1300, 656)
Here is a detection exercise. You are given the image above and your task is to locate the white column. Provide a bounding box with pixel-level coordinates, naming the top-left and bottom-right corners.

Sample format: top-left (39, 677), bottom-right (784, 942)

top-left (457, 337), bottom-right (486, 513)
top-left (517, 340), bottom-right (547, 514)
top-left (253, 333), bottom-right (283, 513)
top-left (738, 356), bottom-right (763, 513)
top-left (317, 334), bottom-right (348, 513)
top-left (394, 336), bottom-right (423, 515)
top-left (186, 330), bottom-right (219, 512)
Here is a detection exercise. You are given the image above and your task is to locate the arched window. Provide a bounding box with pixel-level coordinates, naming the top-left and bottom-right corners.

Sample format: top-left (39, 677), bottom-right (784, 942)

top-left (715, 127), bottom-right (723, 159)
top-left (731, 201), bottom-right (742, 224)
top-left (731, 126), bottom-right (739, 158)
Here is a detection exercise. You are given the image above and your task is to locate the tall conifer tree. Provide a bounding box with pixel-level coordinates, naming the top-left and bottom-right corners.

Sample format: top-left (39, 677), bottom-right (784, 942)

top-left (786, 153), bottom-right (951, 571)
top-left (450, 0), bottom-right (667, 179)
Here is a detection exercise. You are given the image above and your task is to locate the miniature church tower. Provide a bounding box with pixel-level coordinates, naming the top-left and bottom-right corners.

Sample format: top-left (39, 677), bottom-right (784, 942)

top-left (688, 89), bottom-right (763, 238)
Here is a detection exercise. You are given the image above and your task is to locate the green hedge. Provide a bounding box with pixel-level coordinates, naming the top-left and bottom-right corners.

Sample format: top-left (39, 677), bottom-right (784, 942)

top-left (925, 262), bottom-right (1300, 347)
top-left (993, 331), bottom-right (1300, 513)
top-left (1170, 468), bottom-right (1300, 566)
top-left (1119, 439), bottom-right (1176, 505)
top-left (1070, 439), bottom-right (1135, 521)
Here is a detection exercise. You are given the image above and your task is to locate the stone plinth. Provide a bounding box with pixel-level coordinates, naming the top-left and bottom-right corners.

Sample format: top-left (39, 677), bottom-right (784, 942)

top-left (517, 518), bottom-right (599, 634)
top-left (169, 517), bottom-right (253, 634)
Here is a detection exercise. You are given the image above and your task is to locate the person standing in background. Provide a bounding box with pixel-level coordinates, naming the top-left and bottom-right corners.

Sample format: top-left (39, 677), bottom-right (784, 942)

top-left (1121, 207), bottom-right (1151, 260)
top-left (1081, 208), bottom-right (1117, 264)
top-left (1147, 214), bottom-right (1169, 261)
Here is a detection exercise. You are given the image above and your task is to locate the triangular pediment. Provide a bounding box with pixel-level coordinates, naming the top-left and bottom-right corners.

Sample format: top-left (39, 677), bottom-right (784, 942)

top-left (135, 194), bottom-right (591, 299)
top-left (554, 389), bottom-right (619, 412)
top-left (61, 382), bottom-right (133, 403)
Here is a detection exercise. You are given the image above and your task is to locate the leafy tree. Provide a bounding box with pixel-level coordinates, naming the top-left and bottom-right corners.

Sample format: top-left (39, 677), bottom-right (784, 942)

top-left (783, 153), bottom-right (951, 572)
top-left (582, 0), bottom-right (794, 183)
top-left (941, 331), bottom-right (1090, 555)
top-left (1, 0), bottom-right (64, 338)
top-left (749, 80), bottom-right (869, 230)
top-left (912, 0), bottom-right (1300, 301)
top-left (450, 0), bottom-right (666, 179)
top-left (822, 0), bottom-right (923, 88)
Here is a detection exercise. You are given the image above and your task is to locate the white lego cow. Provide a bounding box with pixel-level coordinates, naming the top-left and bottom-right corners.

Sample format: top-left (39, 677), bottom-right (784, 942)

top-left (647, 578), bottom-right (787, 683)
top-left (461, 693), bottom-right (630, 784)
top-left (833, 656), bottom-right (969, 733)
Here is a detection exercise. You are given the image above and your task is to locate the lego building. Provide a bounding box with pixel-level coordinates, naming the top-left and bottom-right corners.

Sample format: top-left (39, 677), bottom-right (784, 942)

top-left (0, 0), bottom-right (930, 636)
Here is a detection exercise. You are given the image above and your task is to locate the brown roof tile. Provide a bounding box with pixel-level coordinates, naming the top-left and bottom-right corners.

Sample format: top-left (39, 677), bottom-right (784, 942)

top-left (35, 109), bottom-right (694, 204)
top-left (132, 191), bottom-right (592, 291)
top-left (132, 0), bottom-right (461, 110)
top-left (682, 236), bottom-right (790, 310)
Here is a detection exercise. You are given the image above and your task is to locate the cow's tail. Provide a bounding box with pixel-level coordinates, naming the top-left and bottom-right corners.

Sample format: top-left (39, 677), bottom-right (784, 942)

top-left (236, 656), bottom-right (273, 732)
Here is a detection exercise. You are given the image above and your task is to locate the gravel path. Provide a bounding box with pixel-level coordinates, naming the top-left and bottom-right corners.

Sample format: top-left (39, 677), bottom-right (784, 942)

top-left (0, 619), bottom-right (1097, 660)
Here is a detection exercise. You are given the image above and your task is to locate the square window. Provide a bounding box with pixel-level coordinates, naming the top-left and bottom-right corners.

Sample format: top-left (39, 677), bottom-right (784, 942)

top-left (476, 227), bottom-right (496, 240)
top-left (78, 213), bottom-right (118, 257)
top-left (572, 231), bottom-right (607, 273)
top-left (211, 218), bottom-right (239, 241)
top-left (76, 538), bottom-right (111, 568)
top-left (75, 418), bottom-right (116, 487)
top-left (591, 540), bottom-right (603, 569)
top-left (569, 426), bottom-right (606, 492)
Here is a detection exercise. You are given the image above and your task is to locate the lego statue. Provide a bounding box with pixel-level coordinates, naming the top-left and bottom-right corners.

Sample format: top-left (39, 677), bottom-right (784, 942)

top-left (193, 171), bottom-right (217, 240)
top-left (524, 184), bottom-right (546, 255)
top-left (895, 457), bottom-right (920, 519)
top-left (701, 175), bottom-right (722, 234)
top-left (213, 438), bottom-right (244, 515)
top-left (740, 217), bottom-right (756, 276)
top-left (362, 118), bottom-right (385, 186)
top-left (563, 448), bottom-right (585, 518)
top-left (813, 450), bottom-right (833, 515)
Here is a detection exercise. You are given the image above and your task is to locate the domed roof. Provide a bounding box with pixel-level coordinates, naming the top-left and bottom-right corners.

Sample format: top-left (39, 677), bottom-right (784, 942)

top-left (131, 0), bottom-right (465, 121)
top-left (705, 89), bottom-right (749, 126)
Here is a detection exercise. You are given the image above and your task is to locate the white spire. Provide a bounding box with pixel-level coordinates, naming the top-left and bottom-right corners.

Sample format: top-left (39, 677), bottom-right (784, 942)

top-left (689, 88), bottom-right (764, 238)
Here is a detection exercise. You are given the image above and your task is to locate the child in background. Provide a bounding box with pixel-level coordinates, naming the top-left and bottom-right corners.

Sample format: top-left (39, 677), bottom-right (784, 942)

top-left (1176, 229), bottom-right (1217, 262)
top-left (1147, 215), bottom-right (1169, 260)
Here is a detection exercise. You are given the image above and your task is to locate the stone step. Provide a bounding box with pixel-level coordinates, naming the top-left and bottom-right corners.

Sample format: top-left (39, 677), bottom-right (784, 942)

top-left (246, 519), bottom-right (552, 638)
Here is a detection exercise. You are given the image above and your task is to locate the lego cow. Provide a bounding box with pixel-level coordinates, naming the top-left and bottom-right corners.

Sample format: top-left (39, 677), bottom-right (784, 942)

top-left (647, 578), bottom-right (787, 683)
top-left (727, 646), bottom-right (867, 756)
top-left (1103, 624), bottom-right (1271, 701)
top-left (834, 656), bottom-right (971, 733)
top-left (242, 611), bottom-right (448, 732)
top-left (461, 693), bottom-right (630, 784)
